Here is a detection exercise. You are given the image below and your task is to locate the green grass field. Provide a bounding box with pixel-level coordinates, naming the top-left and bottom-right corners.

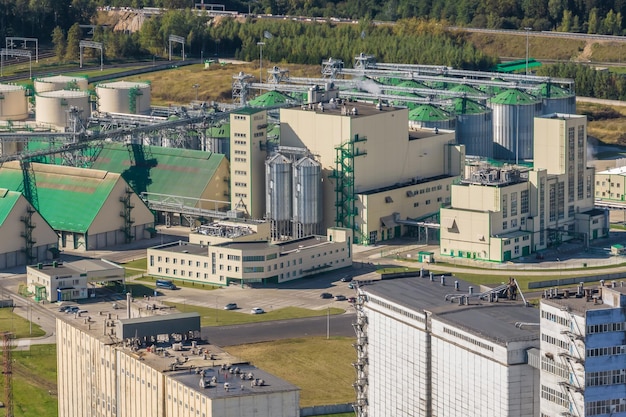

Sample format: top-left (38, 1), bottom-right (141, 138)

top-left (164, 302), bottom-right (345, 326)
top-left (0, 308), bottom-right (45, 339)
top-left (223, 336), bottom-right (356, 407)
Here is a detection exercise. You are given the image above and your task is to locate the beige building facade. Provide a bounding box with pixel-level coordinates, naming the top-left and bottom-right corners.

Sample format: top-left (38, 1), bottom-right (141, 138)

top-left (595, 166), bottom-right (626, 203)
top-left (279, 102), bottom-right (464, 244)
top-left (147, 227), bottom-right (352, 286)
top-left (441, 114), bottom-right (607, 262)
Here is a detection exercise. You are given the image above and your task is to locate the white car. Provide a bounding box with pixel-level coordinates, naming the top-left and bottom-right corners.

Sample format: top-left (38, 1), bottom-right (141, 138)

top-left (251, 307), bottom-right (265, 314)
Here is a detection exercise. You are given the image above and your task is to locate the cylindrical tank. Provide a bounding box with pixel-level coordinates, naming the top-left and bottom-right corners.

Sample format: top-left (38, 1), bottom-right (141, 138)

top-left (96, 81), bottom-right (151, 115)
top-left (266, 153), bottom-right (292, 238)
top-left (448, 97), bottom-right (493, 158)
top-left (206, 124), bottom-right (230, 157)
top-left (535, 83), bottom-right (576, 115)
top-left (34, 75), bottom-right (88, 93)
top-left (489, 89), bottom-right (540, 161)
top-left (409, 104), bottom-right (455, 130)
top-left (0, 84), bottom-right (28, 120)
top-left (293, 156), bottom-right (322, 238)
top-left (248, 91), bottom-right (293, 107)
top-left (35, 90), bottom-right (90, 131)
top-left (447, 83), bottom-right (484, 96)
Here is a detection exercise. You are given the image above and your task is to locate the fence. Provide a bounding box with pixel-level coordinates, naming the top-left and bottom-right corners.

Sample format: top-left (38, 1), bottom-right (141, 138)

top-left (300, 403), bottom-right (353, 416)
top-left (528, 273), bottom-right (626, 289)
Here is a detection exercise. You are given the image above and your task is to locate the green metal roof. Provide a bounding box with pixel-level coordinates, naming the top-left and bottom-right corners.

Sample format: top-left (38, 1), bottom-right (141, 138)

top-left (535, 83), bottom-right (572, 99)
top-left (448, 98), bottom-right (489, 115)
top-left (448, 84), bottom-right (483, 95)
top-left (90, 143), bottom-right (226, 199)
top-left (409, 104), bottom-right (453, 122)
top-left (489, 89), bottom-right (538, 105)
top-left (248, 91), bottom-right (294, 107)
top-left (494, 59), bottom-right (542, 73)
top-left (206, 124), bottom-right (230, 138)
top-left (233, 107), bottom-right (264, 116)
top-left (0, 162), bottom-right (119, 233)
top-left (0, 188), bottom-right (20, 226)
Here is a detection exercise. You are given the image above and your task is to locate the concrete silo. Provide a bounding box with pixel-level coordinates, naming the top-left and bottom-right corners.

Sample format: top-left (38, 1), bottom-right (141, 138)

top-left (489, 89), bottom-right (541, 161)
top-left (34, 75), bottom-right (88, 93)
top-left (409, 104), bottom-right (456, 130)
top-left (0, 84), bottom-right (28, 121)
top-left (96, 81), bottom-right (151, 115)
top-left (35, 90), bottom-right (90, 131)
top-left (448, 97), bottom-right (493, 158)
top-left (266, 153), bottom-right (293, 240)
top-left (292, 156), bottom-right (322, 239)
top-left (535, 83), bottom-right (576, 115)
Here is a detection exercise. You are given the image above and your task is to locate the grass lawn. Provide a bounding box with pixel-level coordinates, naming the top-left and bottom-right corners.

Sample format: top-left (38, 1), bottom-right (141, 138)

top-left (164, 302), bottom-right (345, 327)
top-left (0, 344), bottom-right (58, 417)
top-left (223, 336), bottom-right (356, 407)
top-left (0, 308), bottom-right (45, 338)
top-left (122, 258), bottom-right (147, 271)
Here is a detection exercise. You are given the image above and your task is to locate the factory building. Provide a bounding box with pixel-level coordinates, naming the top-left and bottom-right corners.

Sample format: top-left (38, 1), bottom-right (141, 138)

top-left (537, 283), bottom-right (626, 417)
top-left (90, 143), bottom-right (230, 227)
top-left (279, 101), bottom-right (464, 244)
top-left (147, 227), bottom-right (352, 286)
top-left (355, 275), bottom-right (540, 417)
top-left (0, 162), bottom-right (155, 251)
top-left (57, 312), bottom-right (299, 417)
top-left (595, 166), bottom-right (626, 204)
top-left (0, 188), bottom-right (58, 269)
top-left (188, 219), bottom-right (270, 245)
top-left (26, 259), bottom-right (124, 302)
top-left (440, 114), bottom-right (607, 262)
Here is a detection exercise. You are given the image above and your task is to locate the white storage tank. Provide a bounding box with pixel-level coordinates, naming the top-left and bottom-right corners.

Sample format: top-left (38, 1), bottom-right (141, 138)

top-left (293, 156), bottom-right (322, 238)
top-left (34, 75), bottom-right (88, 93)
top-left (35, 90), bottom-right (90, 131)
top-left (266, 153), bottom-right (292, 239)
top-left (0, 84), bottom-right (28, 120)
top-left (96, 81), bottom-right (151, 115)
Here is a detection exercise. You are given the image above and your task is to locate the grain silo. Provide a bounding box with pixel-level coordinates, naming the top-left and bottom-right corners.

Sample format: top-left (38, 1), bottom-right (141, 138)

top-left (266, 153), bottom-right (293, 239)
top-left (96, 81), bottom-right (151, 115)
top-left (292, 156), bottom-right (322, 239)
top-left (35, 90), bottom-right (90, 131)
top-left (409, 104), bottom-right (456, 130)
top-left (34, 75), bottom-right (88, 93)
top-left (489, 89), bottom-right (540, 161)
top-left (448, 97), bottom-right (493, 158)
top-left (535, 83), bottom-right (576, 115)
top-left (0, 84), bottom-right (28, 121)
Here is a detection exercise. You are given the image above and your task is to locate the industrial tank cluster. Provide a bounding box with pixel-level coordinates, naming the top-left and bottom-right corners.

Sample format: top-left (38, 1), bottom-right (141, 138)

top-left (265, 149), bottom-right (322, 240)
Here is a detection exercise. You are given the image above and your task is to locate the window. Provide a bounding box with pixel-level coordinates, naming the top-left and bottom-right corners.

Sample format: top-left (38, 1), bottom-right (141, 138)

top-left (425, 199), bottom-right (431, 205)
top-left (511, 218), bottom-right (518, 228)
top-left (227, 254), bottom-right (241, 261)
top-left (502, 194), bottom-right (508, 218)
top-left (502, 221), bottom-right (508, 230)
top-left (510, 192), bottom-right (517, 216)
top-left (243, 255), bottom-right (264, 262)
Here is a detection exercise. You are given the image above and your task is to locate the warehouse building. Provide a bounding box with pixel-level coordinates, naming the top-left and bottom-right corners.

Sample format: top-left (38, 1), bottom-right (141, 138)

top-left (595, 166), bottom-right (626, 203)
top-left (538, 283), bottom-right (626, 417)
top-left (147, 227), bottom-right (352, 286)
top-left (0, 162), bottom-right (155, 251)
top-left (356, 275), bottom-right (540, 417)
top-left (57, 312), bottom-right (299, 417)
top-left (0, 188), bottom-right (58, 269)
top-left (440, 114), bottom-right (607, 262)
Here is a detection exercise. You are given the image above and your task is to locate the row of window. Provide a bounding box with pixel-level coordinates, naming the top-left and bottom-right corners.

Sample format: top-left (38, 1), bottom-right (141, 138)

top-left (442, 327), bottom-right (494, 352)
top-left (154, 256), bottom-right (207, 267)
top-left (234, 192), bottom-right (247, 198)
top-left (234, 157), bottom-right (247, 163)
top-left (597, 180), bottom-right (622, 188)
top-left (233, 150), bottom-right (247, 155)
top-left (586, 345), bottom-right (626, 357)
top-left (586, 369), bottom-right (626, 387)
top-left (541, 385), bottom-right (569, 408)
top-left (541, 333), bottom-right (570, 350)
top-left (541, 310), bottom-right (571, 327)
top-left (233, 140), bottom-right (246, 145)
top-left (234, 170), bottom-right (247, 175)
top-left (587, 322), bottom-right (626, 334)
top-left (234, 182), bottom-right (247, 187)
top-left (586, 399), bottom-right (626, 416)
top-left (541, 356), bottom-right (569, 379)
top-left (233, 115), bottom-right (247, 120)
top-left (597, 191), bottom-right (624, 199)
top-left (368, 296), bottom-right (426, 324)
top-left (233, 132), bottom-right (247, 138)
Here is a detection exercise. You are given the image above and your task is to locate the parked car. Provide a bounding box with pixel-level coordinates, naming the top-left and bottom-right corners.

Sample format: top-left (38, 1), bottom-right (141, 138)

top-left (340, 276), bottom-right (353, 282)
top-left (320, 292), bottom-right (333, 299)
top-left (334, 295), bottom-right (346, 301)
top-left (224, 303), bottom-right (238, 310)
top-left (347, 297), bottom-right (357, 304)
top-left (348, 282), bottom-right (356, 289)
top-left (66, 306), bottom-right (80, 314)
top-left (250, 307), bottom-right (265, 314)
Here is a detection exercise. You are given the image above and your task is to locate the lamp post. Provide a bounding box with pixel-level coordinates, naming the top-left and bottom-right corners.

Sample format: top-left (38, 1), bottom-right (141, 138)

top-left (524, 27), bottom-right (532, 75)
top-left (257, 41), bottom-right (265, 82)
top-left (192, 83), bottom-right (200, 101)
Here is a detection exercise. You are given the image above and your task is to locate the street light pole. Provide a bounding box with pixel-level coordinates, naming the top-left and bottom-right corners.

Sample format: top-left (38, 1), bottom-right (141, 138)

top-left (192, 83), bottom-right (200, 101)
top-left (257, 41), bottom-right (265, 82)
top-left (524, 27), bottom-right (532, 76)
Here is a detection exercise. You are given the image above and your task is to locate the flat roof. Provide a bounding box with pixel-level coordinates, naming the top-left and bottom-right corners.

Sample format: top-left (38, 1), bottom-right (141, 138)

top-left (362, 276), bottom-right (539, 345)
top-left (29, 259), bottom-right (122, 276)
top-left (149, 241), bottom-right (209, 255)
top-left (408, 128), bottom-right (454, 140)
top-left (290, 100), bottom-right (404, 119)
top-left (359, 174), bottom-right (453, 195)
top-left (216, 241), bottom-right (272, 250)
top-left (598, 166), bottom-right (626, 176)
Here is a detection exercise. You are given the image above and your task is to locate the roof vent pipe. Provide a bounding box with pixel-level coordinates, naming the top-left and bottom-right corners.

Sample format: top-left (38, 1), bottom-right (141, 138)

top-left (126, 292), bottom-right (132, 319)
top-left (469, 286), bottom-right (473, 295)
top-left (454, 281), bottom-right (459, 291)
top-left (429, 272), bottom-right (434, 282)
top-left (440, 276), bottom-right (445, 286)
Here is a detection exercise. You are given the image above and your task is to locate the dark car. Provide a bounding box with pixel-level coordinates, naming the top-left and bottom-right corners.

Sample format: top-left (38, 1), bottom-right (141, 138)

top-left (224, 303), bottom-right (238, 310)
top-left (340, 276), bottom-right (353, 282)
top-left (320, 292), bottom-right (333, 299)
top-left (334, 295), bottom-right (346, 301)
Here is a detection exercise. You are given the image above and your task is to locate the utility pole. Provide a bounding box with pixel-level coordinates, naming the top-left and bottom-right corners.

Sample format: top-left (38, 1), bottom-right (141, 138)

top-left (524, 27), bottom-right (532, 75)
top-left (257, 41), bottom-right (265, 82)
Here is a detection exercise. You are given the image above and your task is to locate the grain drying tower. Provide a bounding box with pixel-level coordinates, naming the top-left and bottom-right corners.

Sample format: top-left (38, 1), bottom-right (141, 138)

top-left (35, 90), bottom-right (90, 131)
top-left (96, 81), bottom-right (151, 114)
top-left (33, 75), bottom-right (88, 93)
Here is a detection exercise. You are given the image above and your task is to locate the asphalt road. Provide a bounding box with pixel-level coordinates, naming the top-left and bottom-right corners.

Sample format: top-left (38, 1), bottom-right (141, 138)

top-left (202, 314), bottom-right (356, 346)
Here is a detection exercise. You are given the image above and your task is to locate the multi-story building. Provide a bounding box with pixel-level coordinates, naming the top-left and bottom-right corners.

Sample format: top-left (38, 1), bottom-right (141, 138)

top-left (539, 283), bottom-right (626, 417)
top-left (230, 108), bottom-right (268, 219)
top-left (595, 166), bottom-right (626, 203)
top-left (147, 227), bottom-right (352, 286)
top-left (57, 311), bottom-right (299, 417)
top-left (279, 101), bottom-right (464, 244)
top-left (356, 275), bottom-right (540, 417)
top-left (441, 113), bottom-right (607, 262)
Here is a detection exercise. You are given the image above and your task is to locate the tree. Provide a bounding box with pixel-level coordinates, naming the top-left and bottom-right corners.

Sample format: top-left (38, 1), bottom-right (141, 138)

top-left (65, 23), bottom-right (81, 61)
top-left (588, 8), bottom-right (599, 33)
top-left (558, 9), bottom-right (572, 31)
top-left (51, 26), bottom-right (66, 60)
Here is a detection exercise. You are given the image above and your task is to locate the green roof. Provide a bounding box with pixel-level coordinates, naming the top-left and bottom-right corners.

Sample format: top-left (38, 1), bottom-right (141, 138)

top-left (233, 107), bottom-right (265, 116)
top-left (207, 124), bottom-right (230, 138)
top-left (409, 104), bottom-right (453, 122)
top-left (447, 98), bottom-right (489, 115)
top-left (448, 84), bottom-right (483, 95)
top-left (489, 89), bottom-right (538, 105)
top-left (0, 162), bottom-right (119, 233)
top-left (494, 59), bottom-right (542, 73)
top-left (0, 188), bottom-right (20, 225)
top-left (248, 91), bottom-right (295, 107)
top-left (535, 83), bottom-right (572, 99)
top-left (91, 144), bottom-right (226, 199)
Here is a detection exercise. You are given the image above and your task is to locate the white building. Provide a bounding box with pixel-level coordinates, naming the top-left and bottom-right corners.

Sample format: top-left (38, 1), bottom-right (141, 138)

top-left (356, 275), bottom-right (540, 417)
top-left (57, 311), bottom-right (300, 417)
top-left (539, 283), bottom-right (626, 417)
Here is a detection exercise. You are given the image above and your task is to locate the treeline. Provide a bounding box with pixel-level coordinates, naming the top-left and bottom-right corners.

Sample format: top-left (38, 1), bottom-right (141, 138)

top-left (52, 14), bottom-right (497, 70)
top-left (538, 63), bottom-right (626, 100)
